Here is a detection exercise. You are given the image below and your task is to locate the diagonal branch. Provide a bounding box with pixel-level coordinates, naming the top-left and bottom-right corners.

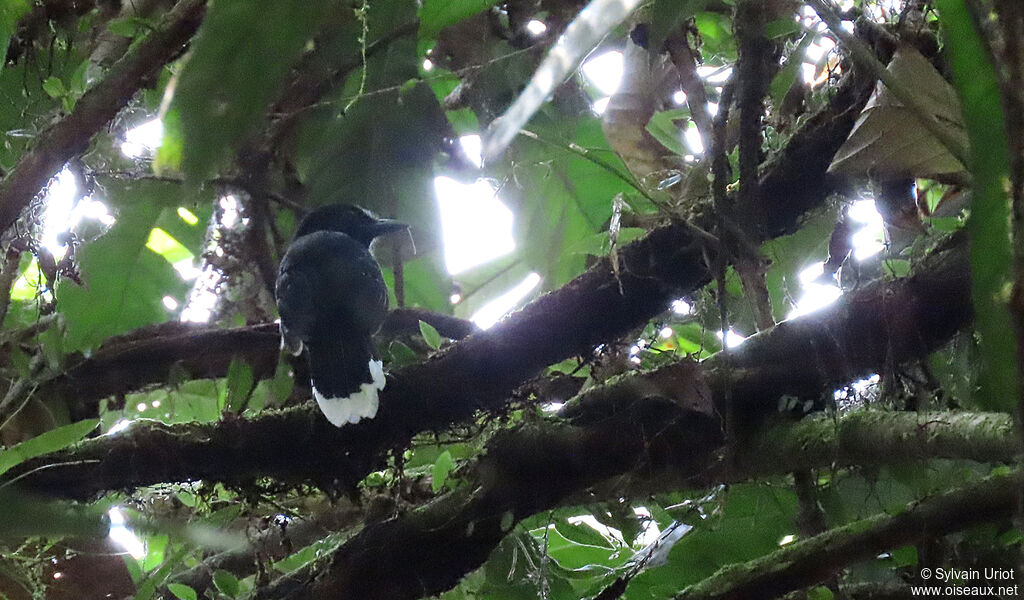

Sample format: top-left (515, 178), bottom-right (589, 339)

top-left (676, 470), bottom-right (1020, 600)
top-left (34, 308), bottom-right (477, 411)
top-left (0, 0), bottom-right (208, 234)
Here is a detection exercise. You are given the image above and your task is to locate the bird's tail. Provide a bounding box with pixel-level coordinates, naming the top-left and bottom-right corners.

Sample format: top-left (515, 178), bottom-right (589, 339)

top-left (306, 336), bottom-right (386, 426)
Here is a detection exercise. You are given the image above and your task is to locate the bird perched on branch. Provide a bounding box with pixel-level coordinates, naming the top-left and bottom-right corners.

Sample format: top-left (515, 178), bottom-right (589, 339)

top-left (275, 205), bottom-right (408, 426)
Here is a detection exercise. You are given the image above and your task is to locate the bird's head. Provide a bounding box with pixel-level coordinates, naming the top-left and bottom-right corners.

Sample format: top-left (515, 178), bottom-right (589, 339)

top-left (293, 204), bottom-right (408, 247)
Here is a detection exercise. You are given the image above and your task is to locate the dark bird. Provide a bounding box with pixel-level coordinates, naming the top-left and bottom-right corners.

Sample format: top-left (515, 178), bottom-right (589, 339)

top-left (275, 205), bottom-right (407, 426)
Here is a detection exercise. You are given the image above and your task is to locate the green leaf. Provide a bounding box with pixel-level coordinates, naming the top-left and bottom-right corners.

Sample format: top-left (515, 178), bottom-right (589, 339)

top-left (106, 17), bottom-right (146, 38)
top-left (806, 586), bottom-right (835, 600)
top-left (890, 545), bottom-right (918, 567)
top-left (141, 534), bottom-right (169, 572)
top-left (0, 489), bottom-right (106, 539)
top-left (645, 108), bottom-right (690, 156)
top-left (133, 546), bottom-right (191, 600)
top-left (937, 0), bottom-right (1015, 411)
top-left (42, 76), bottom-right (65, 99)
top-left (58, 195), bottom-right (190, 351)
top-left (432, 450), bottom-right (454, 492)
top-left (145, 228), bottom-right (193, 264)
top-left (264, 357), bottom-right (295, 408)
top-left (224, 357), bottom-right (254, 413)
top-left (166, 583), bottom-right (197, 600)
top-left (770, 34), bottom-right (813, 108)
top-left (419, 0), bottom-right (499, 39)
top-left (764, 18), bottom-right (801, 39)
top-left (0, 419), bottom-right (99, 476)
top-left (212, 569), bottom-right (240, 599)
top-left (154, 108), bottom-right (183, 173)
top-left (387, 340), bottom-right (419, 368)
top-left (649, 0), bottom-right (708, 53)
top-left (419, 319), bottom-right (443, 350)
top-left (554, 521), bottom-right (615, 549)
top-left (999, 528), bottom-right (1023, 547)
top-left (38, 319), bottom-right (63, 370)
top-left (882, 258), bottom-right (910, 279)
top-left (172, 0), bottom-right (325, 180)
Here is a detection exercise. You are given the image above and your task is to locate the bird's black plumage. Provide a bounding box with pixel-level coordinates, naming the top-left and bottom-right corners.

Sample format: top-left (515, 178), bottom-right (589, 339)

top-left (275, 205), bottom-right (407, 426)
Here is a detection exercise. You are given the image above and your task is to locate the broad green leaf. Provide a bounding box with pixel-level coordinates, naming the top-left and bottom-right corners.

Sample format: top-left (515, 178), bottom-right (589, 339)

top-left (419, 320), bottom-right (443, 350)
top-left (224, 357), bottom-right (254, 413)
top-left (141, 534), bottom-right (169, 572)
top-left (133, 546), bottom-right (191, 600)
top-left (541, 526), bottom-right (618, 570)
top-left (649, 0), bottom-right (707, 53)
top-left (937, 0), bottom-right (1015, 411)
top-left (58, 199), bottom-right (189, 351)
top-left (432, 450), bottom-right (454, 492)
top-left (38, 319), bottom-right (63, 370)
top-left (631, 484), bottom-right (797, 592)
top-left (106, 17), bottom-right (149, 38)
top-left (42, 76), bottom-right (65, 99)
top-left (645, 108), bottom-right (690, 157)
top-left (554, 520), bottom-right (615, 549)
top-left (272, 533), bottom-right (346, 573)
top-left (764, 18), bottom-right (801, 39)
top-left (212, 569), bottom-right (240, 599)
top-left (770, 34), bottom-right (813, 108)
top-left (171, 0), bottom-right (326, 180)
top-left (419, 0), bottom-right (499, 39)
top-left (890, 545), bottom-right (918, 567)
top-left (295, 75), bottom-right (445, 266)
top-left (166, 583), bottom-right (198, 600)
top-left (0, 419), bottom-right (99, 476)
top-left (0, 489), bottom-right (106, 539)
top-left (154, 108), bottom-right (184, 173)
top-left (882, 258), bottom-right (911, 279)
top-left (387, 340), bottom-right (419, 368)
top-left (145, 227), bottom-right (193, 264)
top-left (263, 357), bottom-right (295, 408)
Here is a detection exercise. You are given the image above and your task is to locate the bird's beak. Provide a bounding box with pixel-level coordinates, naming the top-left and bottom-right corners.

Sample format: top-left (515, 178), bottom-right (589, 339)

top-left (372, 219), bottom-right (409, 238)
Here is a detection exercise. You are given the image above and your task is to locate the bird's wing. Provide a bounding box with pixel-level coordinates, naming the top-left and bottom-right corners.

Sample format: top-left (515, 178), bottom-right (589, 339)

top-left (275, 258), bottom-right (317, 352)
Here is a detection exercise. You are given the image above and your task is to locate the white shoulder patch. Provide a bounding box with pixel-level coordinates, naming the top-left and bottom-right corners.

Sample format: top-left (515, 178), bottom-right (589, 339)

top-left (313, 359), bottom-right (387, 427)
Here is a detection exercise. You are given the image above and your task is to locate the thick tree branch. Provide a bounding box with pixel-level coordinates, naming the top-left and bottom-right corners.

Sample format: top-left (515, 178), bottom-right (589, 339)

top-left (0, 0), bottom-right (207, 234)
top-left (35, 309), bottom-right (475, 408)
top-left (253, 402), bottom-right (1013, 600)
top-left (665, 28), bottom-right (712, 150)
top-left (565, 233), bottom-right (971, 425)
top-left (675, 470), bottom-right (1020, 600)
top-left (736, 410), bottom-right (1016, 478)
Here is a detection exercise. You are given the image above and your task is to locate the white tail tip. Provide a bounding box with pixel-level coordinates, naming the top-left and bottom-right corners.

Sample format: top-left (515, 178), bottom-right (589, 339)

top-left (313, 360), bottom-right (386, 427)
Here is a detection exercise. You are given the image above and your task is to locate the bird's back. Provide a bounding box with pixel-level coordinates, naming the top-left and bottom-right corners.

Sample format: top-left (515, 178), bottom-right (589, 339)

top-left (276, 230), bottom-right (389, 345)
